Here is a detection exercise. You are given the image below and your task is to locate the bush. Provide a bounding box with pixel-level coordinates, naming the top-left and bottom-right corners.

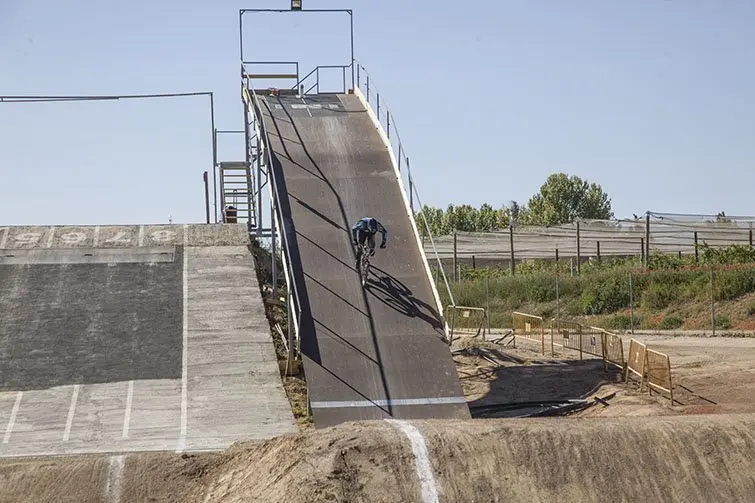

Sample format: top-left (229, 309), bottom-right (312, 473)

top-left (714, 315), bottom-right (732, 329)
top-left (605, 314), bottom-right (642, 330)
top-left (715, 268), bottom-right (755, 301)
top-left (748, 303), bottom-right (755, 317)
top-left (578, 272), bottom-right (630, 315)
top-left (659, 316), bottom-right (684, 330)
top-left (642, 282), bottom-right (677, 309)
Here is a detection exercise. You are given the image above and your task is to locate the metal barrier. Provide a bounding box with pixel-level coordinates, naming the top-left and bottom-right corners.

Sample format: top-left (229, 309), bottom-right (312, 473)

top-left (602, 331), bottom-right (625, 371)
top-left (446, 305), bottom-right (488, 341)
top-left (625, 339), bottom-right (647, 390)
top-left (512, 311), bottom-right (545, 354)
top-left (646, 348), bottom-right (674, 403)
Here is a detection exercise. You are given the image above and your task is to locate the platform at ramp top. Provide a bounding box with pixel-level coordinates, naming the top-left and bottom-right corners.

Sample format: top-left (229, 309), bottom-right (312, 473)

top-left (260, 92), bottom-right (469, 427)
top-left (0, 224), bottom-right (294, 458)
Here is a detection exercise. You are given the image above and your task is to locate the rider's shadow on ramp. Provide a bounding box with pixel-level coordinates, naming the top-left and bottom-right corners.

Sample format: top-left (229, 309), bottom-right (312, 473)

top-left (365, 265), bottom-right (444, 334)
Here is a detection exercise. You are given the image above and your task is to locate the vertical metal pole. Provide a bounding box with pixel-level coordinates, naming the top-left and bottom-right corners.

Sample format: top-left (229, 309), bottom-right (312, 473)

top-left (694, 231), bottom-right (699, 262)
top-left (210, 93), bottom-right (218, 223)
top-left (243, 102), bottom-right (253, 230)
top-left (203, 171), bottom-right (210, 224)
top-left (387, 113), bottom-right (390, 139)
top-left (256, 137), bottom-right (263, 236)
top-left (366, 76), bottom-right (370, 101)
top-left (645, 212), bottom-right (651, 268)
top-left (287, 291), bottom-right (294, 373)
top-left (710, 266), bottom-right (716, 336)
top-left (576, 221), bottom-right (581, 276)
top-left (596, 240), bottom-right (601, 263)
top-left (409, 173), bottom-right (413, 213)
top-left (509, 225), bottom-right (515, 275)
top-left (349, 10), bottom-right (355, 90)
top-left (377, 94), bottom-right (380, 121)
top-left (749, 228), bottom-right (753, 247)
top-left (452, 231), bottom-right (457, 283)
top-left (356, 64), bottom-right (360, 88)
top-left (398, 145), bottom-right (402, 172)
top-left (472, 255), bottom-right (476, 270)
top-left (239, 11), bottom-right (244, 61)
top-left (555, 248), bottom-right (560, 332)
top-left (640, 238), bottom-right (645, 264)
top-left (271, 199), bottom-right (277, 294)
top-left (485, 275), bottom-right (491, 334)
top-left (629, 272), bottom-right (634, 335)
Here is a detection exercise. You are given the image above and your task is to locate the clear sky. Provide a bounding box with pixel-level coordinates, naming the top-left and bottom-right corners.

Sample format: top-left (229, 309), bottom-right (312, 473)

top-left (2, 0), bottom-right (754, 226)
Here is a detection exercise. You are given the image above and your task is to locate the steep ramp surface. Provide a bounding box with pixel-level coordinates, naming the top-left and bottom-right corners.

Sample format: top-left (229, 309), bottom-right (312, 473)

top-left (260, 92), bottom-right (469, 427)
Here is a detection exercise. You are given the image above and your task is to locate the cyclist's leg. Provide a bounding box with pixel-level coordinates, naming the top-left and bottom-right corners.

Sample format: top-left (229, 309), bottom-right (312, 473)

top-left (355, 230), bottom-right (367, 266)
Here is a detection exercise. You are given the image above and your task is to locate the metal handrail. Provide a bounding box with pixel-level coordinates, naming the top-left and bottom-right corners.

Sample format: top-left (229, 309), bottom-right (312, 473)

top-left (293, 64), bottom-right (353, 95)
top-left (352, 62), bottom-right (456, 312)
top-left (241, 64), bottom-right (303, 355)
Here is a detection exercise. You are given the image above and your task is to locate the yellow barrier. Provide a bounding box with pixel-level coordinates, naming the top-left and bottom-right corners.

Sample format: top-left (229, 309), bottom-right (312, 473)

top-left (625, 339), bottom-right (647, 390)
top-left (512, 311), bottom-right (545, 354)
top-left (602, 331), bottom-right (625, 371)
top-left (646, 349), bottom-right (674, 404)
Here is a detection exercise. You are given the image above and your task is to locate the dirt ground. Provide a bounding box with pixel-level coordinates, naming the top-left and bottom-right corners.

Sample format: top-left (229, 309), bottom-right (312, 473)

top-left (1, 332), bottom-right (754, 502)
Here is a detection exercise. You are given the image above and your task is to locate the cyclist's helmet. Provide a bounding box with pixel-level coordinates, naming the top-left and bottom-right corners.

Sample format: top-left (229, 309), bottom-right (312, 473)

top-left (367, 218), bottom-right (378, 233)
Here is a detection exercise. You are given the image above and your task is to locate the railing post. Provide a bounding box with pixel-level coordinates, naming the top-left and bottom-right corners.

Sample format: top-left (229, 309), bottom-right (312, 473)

top-left (366, 75), bottom-right (370, 101)
top-left (398, 144), bottom-right (402, 172)
top-left (271, 198), bottom-right (277, 294)
top-left (377, 93), bottom-right (380, 121)
top-left (357, 65), bottom-right (360, 87)
top-left (387, 112), bottom-right (390, 139)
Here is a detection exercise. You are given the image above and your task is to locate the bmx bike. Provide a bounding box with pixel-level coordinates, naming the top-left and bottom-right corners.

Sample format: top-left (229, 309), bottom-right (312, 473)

top-left (357, 242), bottom-right (373, 287)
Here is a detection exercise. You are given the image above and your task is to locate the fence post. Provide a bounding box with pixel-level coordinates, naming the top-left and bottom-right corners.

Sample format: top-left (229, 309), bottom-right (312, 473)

top-left (694, 231), bottom-right (699, 262)
top-left (486, 275), bottom-right (491, 335)
top-left (640, 237), bottom-right (645, 264)
top-left (509, 224), bottom-right (515, 275)
top-left (629, 272), bottom-right (634, 335)
top-left (576, 221), bottom-right (581, 276)
top-left (555, 248), bottom-right (560, 333)
top-left (750, 228), bottom-right (753, 247)
top-left (710, 266), bottom-right (716, 336)
top-left (472, 255), bottom-right (476, 270)
top-left (578, 324), bottom-right (583, 360)
top-left (645, 212), bottom-right (651, 268)
top-left (596, 240), bottom-right (601, 264)
top-left (452, 230), bottom-right (457, 283)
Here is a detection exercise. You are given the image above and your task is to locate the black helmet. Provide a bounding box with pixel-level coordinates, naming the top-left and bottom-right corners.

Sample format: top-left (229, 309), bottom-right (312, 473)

top-left (368, 218), bottom-right (378, 233)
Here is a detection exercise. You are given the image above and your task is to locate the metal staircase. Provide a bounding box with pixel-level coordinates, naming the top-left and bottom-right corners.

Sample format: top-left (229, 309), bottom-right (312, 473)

top-left (219, 161), bottom-right (255, 230)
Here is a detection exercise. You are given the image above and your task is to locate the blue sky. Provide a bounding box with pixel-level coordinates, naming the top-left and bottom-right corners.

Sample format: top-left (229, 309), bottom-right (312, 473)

top-left (1, 0), bottom-right (754, 225)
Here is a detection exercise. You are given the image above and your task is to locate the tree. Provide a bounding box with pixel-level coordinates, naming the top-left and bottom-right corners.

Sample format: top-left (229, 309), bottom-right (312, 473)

top-left (523, 173), bottom-right (613, 226)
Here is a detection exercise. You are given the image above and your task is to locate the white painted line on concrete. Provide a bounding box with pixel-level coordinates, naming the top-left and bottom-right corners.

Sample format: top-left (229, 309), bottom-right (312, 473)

top-left (3, 392), bottom-right (23, 444)
top-left (138, 225), bottom-right (145, 247)
top-left (386, 420), bottom-right (439, 503)
top-left (105, 455), bottom-right (125, 503)
top-left (310, 396), bottom-right (467, 409)
top-left (46, 226), bottom-right (55, 248)
top-left (93, 226), bottom-right (100, 247)
top-left (63, 384), bottom-right (80, 441)
top-left (0, 227), bottom-right (9, 249)
top-left (122, 381), bottom-right (134, 439)
top-left (177, 225), bottom-right (189, 452)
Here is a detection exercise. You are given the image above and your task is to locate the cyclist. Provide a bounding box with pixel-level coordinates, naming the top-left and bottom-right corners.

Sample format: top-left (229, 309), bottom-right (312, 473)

top-left (351, 217), bottom-right (387, 268)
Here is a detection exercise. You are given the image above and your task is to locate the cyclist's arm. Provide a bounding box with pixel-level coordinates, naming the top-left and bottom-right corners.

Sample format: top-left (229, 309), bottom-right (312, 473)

top-left (351, 221), bottom-right (360, 243)
top-left (379, 223), bottom-right (388, 246)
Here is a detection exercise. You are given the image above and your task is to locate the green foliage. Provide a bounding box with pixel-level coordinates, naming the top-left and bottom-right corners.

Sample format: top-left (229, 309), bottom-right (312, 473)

top-left (522, 173), bottom-right (613, 225)
top-left (415, 203), bottom-right (512, 236)
top-left (578, 271), bottom-right (629, 315)
top-left (642, 282), bottom-right (677, 310)
top-left (700, 244), bottom-right (755, 265)
top-left (659, 316), bottom-right (684, 330)
top-left (714, 315), bottom-right (732, 329)
top-left (747, 303), bottom-right (755, 317)
top-left (605, 314), bottom-right (642, 330)
top-left (715, 268), bottom-right (755, 301)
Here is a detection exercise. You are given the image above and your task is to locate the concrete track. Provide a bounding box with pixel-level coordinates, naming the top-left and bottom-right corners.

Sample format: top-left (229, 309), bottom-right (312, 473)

top-left (259, 92), bottom-right (469, 427)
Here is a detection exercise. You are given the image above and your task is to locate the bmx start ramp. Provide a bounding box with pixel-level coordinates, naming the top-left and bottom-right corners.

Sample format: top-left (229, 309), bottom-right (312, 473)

top-left (0, 224), bottom-right (294, 458)
top-left (258, 92), bottom-right (469, 427)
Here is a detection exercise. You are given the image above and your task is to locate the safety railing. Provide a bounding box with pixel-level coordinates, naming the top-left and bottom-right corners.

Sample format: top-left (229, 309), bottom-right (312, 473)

top-left (294, 64), bottom-right (352, 95)
top-left (241, 64), bottom-right (303, 366)
top-left (352, 62), bottom-right (456, 340)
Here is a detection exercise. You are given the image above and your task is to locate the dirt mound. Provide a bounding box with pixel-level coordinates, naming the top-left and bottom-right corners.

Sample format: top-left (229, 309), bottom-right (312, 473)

top-left (1, 415), bottom-right (754, 502)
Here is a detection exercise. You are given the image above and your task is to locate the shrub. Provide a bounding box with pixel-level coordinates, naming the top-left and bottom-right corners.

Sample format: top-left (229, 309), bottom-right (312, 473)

top-left (578, 272), bottom-right (630, 315)
top-left (714, 315), bottom-right (732, 329)
top-left (642, 282), bottom-right (677, 309)
top-left (748, 303), bottom-right (755, 317)
top-left (715, 268), bottom-right (755, 301)
top-left (659, 316), bottom-right (684, 330)
top-left (605, 314), bottom-right (641, 330)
